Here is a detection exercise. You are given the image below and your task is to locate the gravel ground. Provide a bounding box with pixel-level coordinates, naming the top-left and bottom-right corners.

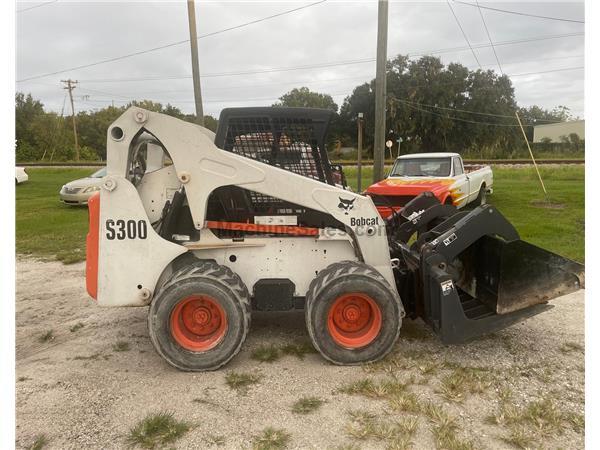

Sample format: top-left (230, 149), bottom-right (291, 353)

top-left (16, 257), bottom-right (584, 450)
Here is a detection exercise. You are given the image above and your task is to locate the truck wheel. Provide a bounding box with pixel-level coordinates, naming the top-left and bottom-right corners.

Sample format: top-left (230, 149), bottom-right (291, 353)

top-left (148, 260), bottom-right (250, 371)
top-left (305, 261), bottom-right (402, 365)
top-left (475, 185), bottom-right (487, 206)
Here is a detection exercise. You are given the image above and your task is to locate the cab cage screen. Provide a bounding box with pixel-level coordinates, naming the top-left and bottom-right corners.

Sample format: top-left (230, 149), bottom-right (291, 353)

top-left (215, 107), bottom-right (335, 185)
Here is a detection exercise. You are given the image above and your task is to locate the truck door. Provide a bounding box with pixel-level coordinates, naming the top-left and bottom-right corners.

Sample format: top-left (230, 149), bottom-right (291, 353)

top-left (451, 156), bottom-right (469, 207)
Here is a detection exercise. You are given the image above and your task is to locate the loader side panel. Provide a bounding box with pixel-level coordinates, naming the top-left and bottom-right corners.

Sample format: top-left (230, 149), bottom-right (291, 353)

top-left (96, 178), bottom-right (188, 306)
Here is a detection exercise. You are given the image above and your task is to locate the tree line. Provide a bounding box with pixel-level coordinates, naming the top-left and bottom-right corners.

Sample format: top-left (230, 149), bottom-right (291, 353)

top-left (15, 55), bottom-right (581, 162)
top-left (15, 95), bottom-right (218, 162)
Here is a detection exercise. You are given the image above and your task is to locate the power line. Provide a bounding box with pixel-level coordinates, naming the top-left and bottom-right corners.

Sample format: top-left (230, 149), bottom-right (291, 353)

top-left (68, 65), bottom-right (583, 110)
top-left (407, 32), bottom-right (583, 58)
top-left (16, 0), bottom-right (58, 13)
top-left (77, 91), bottom-right (351, 104)
top-left (76, 54), bottom-right (582, 97)
top-left (83, 74), bottom-right (375, 97)
top-left (62, 32), bottom-right (582, 84)
top-left (446, 0), bottom-right (481, 69)
top-left (17, 31), bottom-right (582, 85)
top-left (394, 98), bottom-right (562, 123)
top-left (452, 0), bottom-right (584, 24)
top-left (399, 99), bottom-right (515, 119)
top-left (397, 99), bottom-right (523, 127)
top-left (474, 0), bottom-right (503, 74)
top-left (16, 0), bottom-right (327, 82)
top-left (510, 66), bottom-right (584, 77)
top-left (74, 58), bottom-right (376, 83)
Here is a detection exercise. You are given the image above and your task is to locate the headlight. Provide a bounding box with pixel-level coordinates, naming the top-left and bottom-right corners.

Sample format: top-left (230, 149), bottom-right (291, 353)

top-left (83, 186), bottom-right (101, 193)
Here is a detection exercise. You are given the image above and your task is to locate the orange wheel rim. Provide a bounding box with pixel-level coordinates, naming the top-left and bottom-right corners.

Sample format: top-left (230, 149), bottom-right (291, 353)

top-left (327, 293), bottom-right (382, 349)
top-left (170, 295), bottom-right (227, 351)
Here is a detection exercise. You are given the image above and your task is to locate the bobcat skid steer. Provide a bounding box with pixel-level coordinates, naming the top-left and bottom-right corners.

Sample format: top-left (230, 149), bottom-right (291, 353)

top-left (86, 106), bottom-right (584, 371)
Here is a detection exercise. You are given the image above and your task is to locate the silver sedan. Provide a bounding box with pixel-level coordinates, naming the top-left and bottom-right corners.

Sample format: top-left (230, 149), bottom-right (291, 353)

top-left (59, 167), bottom-right (106, 205)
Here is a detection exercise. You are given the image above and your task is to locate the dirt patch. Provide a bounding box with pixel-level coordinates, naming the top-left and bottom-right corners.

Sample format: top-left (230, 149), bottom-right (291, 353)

top-left (16, 257), bottom-right (584, 449)
top-left (530, 200), bottom-right (567, 210)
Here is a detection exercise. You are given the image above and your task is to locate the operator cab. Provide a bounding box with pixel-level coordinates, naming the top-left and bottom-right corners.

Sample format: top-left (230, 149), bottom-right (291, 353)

top-left (388, 152), bottom-right (461, 179)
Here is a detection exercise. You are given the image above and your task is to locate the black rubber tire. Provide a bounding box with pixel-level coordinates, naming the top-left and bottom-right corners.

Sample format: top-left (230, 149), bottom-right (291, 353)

top-left (305, 261), bottom-right (403, 365)
top-left (148, 260), bottom-right (251, 371)
top-left (475, 184), bottom-right (487, 206)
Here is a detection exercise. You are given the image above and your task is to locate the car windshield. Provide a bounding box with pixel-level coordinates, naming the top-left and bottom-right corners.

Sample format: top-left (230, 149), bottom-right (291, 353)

top-left (389, 158), bottom-right (451, 177)
top-left (91, 168), bottom-right (107, 178)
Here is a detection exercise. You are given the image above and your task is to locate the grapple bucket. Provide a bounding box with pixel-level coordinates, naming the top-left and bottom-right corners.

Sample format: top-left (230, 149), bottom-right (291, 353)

top-left (465, 237), bottom-right (584, 315)
top-left (394, 200), bottom-right (584, 344)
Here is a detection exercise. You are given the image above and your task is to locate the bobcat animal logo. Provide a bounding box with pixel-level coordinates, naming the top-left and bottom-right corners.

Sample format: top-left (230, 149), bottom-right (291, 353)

top-left (338, 197), bottom-right (356, 215)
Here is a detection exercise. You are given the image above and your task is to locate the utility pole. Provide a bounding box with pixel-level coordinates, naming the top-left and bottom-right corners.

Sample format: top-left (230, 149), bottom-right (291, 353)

top-left (187, 0), bottom-right (205, 126)
top-left (61, 79), bottom-right (79, 161)
top-left (357, 113), bottom-right (364, 192)
top-left (373, 0), bottom-right (388, 183)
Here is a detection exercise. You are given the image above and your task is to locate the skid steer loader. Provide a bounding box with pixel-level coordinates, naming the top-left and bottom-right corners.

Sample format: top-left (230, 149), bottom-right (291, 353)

top-left (85, 106), bottom-right (584, 371)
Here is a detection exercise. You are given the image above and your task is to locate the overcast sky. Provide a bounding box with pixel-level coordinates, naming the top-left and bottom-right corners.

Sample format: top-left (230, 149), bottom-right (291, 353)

top-left (15, 0), bottom-right (585, 119)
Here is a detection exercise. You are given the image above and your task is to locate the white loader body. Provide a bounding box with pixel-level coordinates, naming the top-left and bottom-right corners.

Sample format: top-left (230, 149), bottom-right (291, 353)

top-left (90, 107), bottom-right (401, 312)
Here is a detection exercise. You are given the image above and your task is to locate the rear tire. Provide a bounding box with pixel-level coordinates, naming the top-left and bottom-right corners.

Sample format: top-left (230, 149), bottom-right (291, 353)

top-left (475, 184), bottom-right (487, 206)
top-left (148, 260), bottom-right (250, 371)
top-left (305, 261), bottom-right (402, 365)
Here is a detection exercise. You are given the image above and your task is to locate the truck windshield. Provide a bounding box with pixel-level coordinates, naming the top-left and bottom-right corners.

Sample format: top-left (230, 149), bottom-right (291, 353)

top-left (389, 158), bottom-right (451, 177)
top-left (91, 167), bottom-right (107, 178)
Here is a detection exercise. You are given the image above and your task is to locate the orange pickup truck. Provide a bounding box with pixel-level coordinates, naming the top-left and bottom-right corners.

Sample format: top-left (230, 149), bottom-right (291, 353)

top-left (366, 152), bottom-right (493, 218)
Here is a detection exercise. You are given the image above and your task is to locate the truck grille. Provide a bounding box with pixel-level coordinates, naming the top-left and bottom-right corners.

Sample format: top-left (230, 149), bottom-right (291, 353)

top-left (372, 195), bottom-right (416, 207)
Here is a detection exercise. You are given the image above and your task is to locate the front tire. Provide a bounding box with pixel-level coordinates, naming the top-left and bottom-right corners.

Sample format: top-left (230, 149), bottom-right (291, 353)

top-left (148, 260), bottom-right (251, 371)
top-left (305, 261), bottom-right (402, 365)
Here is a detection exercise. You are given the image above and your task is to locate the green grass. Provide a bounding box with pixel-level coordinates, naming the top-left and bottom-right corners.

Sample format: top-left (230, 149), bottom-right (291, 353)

top-left (344, 165), bottom-right (584, 262)
top-left (437, 368), bottom-right (492, 403)
top-left (126, 411), bottom-right (190, 448)
top-left (113, 341), bottom-right (131, 352)
top-left (204, 434), bottom-right (226, 446)
top-left (338, 378), bottom-right (410, 399)
top-left (69, 322), bottom-right (85, 332)
top-left (252, 427), bottom-right (291, 450)
top-left (225, 371), bottom-right (262, 393)
top-left (251, 344), bottom-right (281, 363)
top-left (280, 342), bottom-right (317, 359)
top-left (486, 395), bottom-right (581, 443)
top-left (15, 166), bottom-right (584, 263)
top-left (345, 410), bottom-right (418, 449)
top-left (490, 166), bottom-right (584, 262)
top-left (38, 330), bottom-right (54, 343)
top-left (560, 341), bottom-right (584, 354)
top-left (291, 396), bottom-right (324, 414)
top-left (16, 168), bottom-right (93, 264)
top-left (28, 434), bottom-right (48, 450)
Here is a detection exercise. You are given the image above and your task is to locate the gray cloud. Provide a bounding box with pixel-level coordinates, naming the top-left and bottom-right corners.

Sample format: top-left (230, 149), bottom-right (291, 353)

top-left (16, 1), bottom-right (584, 118)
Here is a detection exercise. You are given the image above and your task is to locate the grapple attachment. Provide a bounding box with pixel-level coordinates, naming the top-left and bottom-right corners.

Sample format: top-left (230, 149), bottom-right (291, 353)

top-left (391, 194), bottom-right (584, 344)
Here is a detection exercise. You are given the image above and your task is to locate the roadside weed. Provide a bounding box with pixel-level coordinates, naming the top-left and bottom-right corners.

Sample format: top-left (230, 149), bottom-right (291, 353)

top-left (291, 396), bottom-right (324, 414)
top-left (125, 411), bottom-right (190, 449)
top-left (252, 427), bottom-right (291, 450)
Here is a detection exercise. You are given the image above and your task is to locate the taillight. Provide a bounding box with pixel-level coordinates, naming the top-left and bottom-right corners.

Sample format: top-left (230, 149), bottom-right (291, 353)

top-left (86, 192), bottom-right (100, 300)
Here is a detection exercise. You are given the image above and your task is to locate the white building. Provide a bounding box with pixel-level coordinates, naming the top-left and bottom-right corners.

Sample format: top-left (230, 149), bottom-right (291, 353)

top-left (533, 120), bottom-right (585, 143)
